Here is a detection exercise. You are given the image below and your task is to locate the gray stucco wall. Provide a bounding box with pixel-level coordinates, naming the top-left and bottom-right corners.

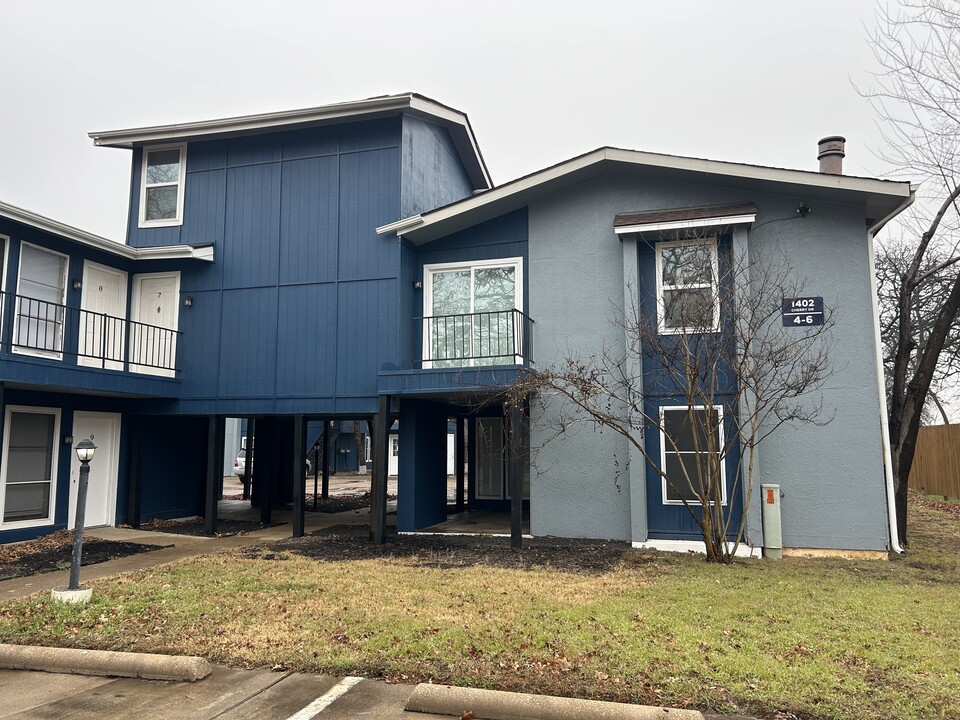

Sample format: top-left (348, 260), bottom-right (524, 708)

top-left (526, 173), bottom-right (889, 550)
top-left (747, 196), bottom-right (889, 551)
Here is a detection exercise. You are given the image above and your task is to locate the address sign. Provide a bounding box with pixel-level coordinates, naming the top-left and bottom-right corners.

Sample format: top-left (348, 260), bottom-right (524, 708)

top-left (781, 297), bottom-right (824, 327)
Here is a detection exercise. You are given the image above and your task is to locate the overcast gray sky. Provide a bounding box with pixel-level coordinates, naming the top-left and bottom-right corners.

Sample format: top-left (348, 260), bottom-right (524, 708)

top-left (1, 0), bottom-right (891, 241)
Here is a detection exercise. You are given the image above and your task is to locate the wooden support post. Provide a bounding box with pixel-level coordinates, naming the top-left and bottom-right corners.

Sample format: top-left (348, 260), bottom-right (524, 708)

top-left (508, 404), bottom-right (524, 549)
top-left (293, 414), bottom-right (305, 538)
top-left (455, 416), bottom-right (465, 513)
top-left (242, 418), bottom-right (255, 501)
top-left (204, 415), bottom-right (220, 536)
top-left (370, 395), bottom-right (389, 544)
top-left (321, 420), bottom-right (331, 499)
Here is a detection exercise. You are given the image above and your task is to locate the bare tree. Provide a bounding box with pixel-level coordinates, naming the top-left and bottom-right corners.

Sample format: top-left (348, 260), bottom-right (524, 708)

top-left (514, 239), bottom-right (835, 563)
top-left (876, 237), bottom-right (960, 425)
top-left (862, 0), bottom-right (960, 545)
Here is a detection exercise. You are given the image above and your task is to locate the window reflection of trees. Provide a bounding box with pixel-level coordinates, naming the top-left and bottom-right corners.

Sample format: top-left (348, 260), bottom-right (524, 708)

top-left (428, 265), bottom-right (518, 366)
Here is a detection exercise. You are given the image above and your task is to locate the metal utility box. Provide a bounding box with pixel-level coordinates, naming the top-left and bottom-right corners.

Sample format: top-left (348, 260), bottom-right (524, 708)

top-left (760, 483), bottom-right (783, 560)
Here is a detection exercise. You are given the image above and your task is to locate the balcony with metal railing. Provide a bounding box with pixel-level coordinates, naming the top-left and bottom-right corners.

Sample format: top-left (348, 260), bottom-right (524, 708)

top-left (379, 308), bottom-right (535, 396)
top-left (1, 291), bottom-right (180, 376)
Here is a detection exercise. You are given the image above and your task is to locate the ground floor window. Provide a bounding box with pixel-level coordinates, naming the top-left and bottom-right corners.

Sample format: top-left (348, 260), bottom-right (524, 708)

top-left (659, 405), bottom-right (726, 505)
top-left (1, 406), bottom-right (60, 526)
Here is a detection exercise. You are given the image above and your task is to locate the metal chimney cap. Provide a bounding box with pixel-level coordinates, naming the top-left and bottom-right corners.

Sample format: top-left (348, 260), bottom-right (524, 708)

top-left (817, 136), bottom-right (846, 159)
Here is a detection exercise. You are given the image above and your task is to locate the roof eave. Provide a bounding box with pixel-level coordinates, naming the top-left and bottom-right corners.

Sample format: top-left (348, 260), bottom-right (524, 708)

top-left (400, 148), bottom-right (913, 244)
top-left (0, 201), bottom-right (214, 263)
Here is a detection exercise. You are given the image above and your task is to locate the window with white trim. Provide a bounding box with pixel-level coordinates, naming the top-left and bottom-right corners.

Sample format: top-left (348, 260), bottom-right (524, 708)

top-left (15, 243), bottom-right (68, 358)
top-left (140, 144), bottom-right (186, 227)
top-left (1, 406), bottom-right (60, 526)
top-left (423, 257), bottom-right (523, 368)
top-left (655, 238), bottom-right (719, 333)
top-left (660, 405), bottom-right (726, 505)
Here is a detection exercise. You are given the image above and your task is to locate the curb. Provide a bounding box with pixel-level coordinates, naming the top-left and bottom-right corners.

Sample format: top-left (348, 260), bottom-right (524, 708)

top-left (405, 684), bottom-right (705, 720)
top-left (0, 644), bottom-right (211, 682)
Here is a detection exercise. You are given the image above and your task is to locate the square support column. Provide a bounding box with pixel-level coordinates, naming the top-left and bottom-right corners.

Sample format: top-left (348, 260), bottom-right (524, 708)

top-left (204, 415), bottom-right (222, 536)
top-left (292, 414), bottom-right (305, 537)
top-left (370, 395), bottom-right (390, 544)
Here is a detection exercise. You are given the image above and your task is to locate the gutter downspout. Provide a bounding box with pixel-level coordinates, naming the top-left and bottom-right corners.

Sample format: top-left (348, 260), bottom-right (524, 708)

top-left (867, 185), bottom-right (917, 554)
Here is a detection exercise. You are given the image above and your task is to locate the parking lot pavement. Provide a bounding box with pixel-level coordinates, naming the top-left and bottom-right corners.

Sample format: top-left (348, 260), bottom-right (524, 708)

top-left (0, 666), bottom-right (444, 720)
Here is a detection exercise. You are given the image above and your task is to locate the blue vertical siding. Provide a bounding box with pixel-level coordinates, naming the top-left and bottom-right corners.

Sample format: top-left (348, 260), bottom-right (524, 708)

top-left (337, 149), bottom-right (401, 280)
top-left (123, 117), bottom-right (407, 413)
top-left (336, 279), bottom-right (399, 396)
top-left (177, 289), bottom-right (223, 398)
top-left (217, 287), bottom-right (279, 398)
top-left (222, 163), bottom-right (281, 288)
top-left (275, 282), bottom-right (338, 397)
top-left (400, 116), bottom-right (476, 218)
top-left (279, 156), bottom-right (339, 285)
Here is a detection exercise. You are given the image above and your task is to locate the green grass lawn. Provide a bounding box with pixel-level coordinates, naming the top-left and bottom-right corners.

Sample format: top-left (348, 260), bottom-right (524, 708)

top-left (2, 498), bottom-right (958, 720)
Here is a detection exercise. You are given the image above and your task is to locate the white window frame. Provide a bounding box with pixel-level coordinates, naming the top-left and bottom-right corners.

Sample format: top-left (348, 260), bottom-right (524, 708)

top-left (14, 242), bottom-right (69, 360)
top-left (659, 404), bottom-right (727, 506)
top-left (139, 143), bottom-right (187, 228)
top-left (422, 256), bottom-right (524, 368)
top-left (654, 237), bottom-right (720, 334)
top-left (0, 405), bottom-right (61, 529)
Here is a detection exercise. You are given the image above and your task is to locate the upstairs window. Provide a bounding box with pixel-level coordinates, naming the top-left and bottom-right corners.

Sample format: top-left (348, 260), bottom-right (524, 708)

top-left (15, 243), bottom-right (68, 358)
top-left (140, 144), bottom-right (186, 227)
top-left (422, 258), bottom-right (524, 368)
top-left (655, 238), bottom-right (719, 333)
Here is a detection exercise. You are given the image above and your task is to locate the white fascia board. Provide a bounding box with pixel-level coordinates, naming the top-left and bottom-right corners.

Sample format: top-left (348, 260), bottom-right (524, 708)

top-left (408, 96), bottom-right (492, 188)
top-left (0, 201), bottom-right (214, 263)
top-left (600, 148), bottom-right (912, 197)
top-left (614, 213), bottom-right (757, 236)
top-left (376, 215), bottom-right (424, 236)
top-left (89, 95), bottom-right (415, 147)
top-left (404, 148), bottom-right (912, 240)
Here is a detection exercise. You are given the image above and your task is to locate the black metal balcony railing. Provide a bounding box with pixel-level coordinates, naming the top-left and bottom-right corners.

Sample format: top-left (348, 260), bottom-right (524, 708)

top-left (413, 308), bottom-right (534, 368)
top-left (2, 291), bottom-right (180, 373)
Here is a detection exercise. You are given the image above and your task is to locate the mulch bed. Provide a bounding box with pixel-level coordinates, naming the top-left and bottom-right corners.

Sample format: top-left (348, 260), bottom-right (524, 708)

top-left (131, 518), bottom-right (272, 537)
top-left (225, 492), bottom-right (380, 514)
top-left (246, 524), bottom-right (638, 575)
top-left (0, 530), bottom-right (170, 582)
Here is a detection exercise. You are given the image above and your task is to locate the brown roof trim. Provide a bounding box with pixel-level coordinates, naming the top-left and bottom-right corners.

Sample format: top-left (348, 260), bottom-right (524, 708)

top-left (614, 202), bottom-right (757, 228)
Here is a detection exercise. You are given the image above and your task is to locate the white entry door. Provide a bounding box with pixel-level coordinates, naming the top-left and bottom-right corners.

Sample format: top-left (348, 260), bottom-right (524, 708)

top-left (79, 262), bottom-right (128, 370)
top-left (131, 272), bottom-right (180, 377)
top-left (69, 412), bottom-right (121, 529)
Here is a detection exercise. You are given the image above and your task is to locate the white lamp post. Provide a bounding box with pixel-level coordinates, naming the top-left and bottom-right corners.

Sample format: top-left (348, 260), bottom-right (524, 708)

top-left (52, 438), bottom-right (97, 604)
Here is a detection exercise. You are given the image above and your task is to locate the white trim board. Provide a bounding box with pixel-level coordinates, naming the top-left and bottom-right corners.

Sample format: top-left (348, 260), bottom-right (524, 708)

top-left (633, 539), bottom-right (755, 558)
top-left (614, 213), bottom-right (756, 235)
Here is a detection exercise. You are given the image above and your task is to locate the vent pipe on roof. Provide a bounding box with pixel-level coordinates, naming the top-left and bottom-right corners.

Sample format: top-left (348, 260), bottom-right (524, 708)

top-left (818, 136), bottom-right (846, 175)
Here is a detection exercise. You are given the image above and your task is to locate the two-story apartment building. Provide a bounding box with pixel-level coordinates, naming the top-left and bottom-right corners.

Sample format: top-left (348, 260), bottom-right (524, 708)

top-left (0, 93), bottom-right (912, 555)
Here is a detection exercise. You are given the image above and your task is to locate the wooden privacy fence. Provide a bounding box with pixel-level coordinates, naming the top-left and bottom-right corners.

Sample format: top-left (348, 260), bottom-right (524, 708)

top-left (908, 424), bottom-right (960, 499)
